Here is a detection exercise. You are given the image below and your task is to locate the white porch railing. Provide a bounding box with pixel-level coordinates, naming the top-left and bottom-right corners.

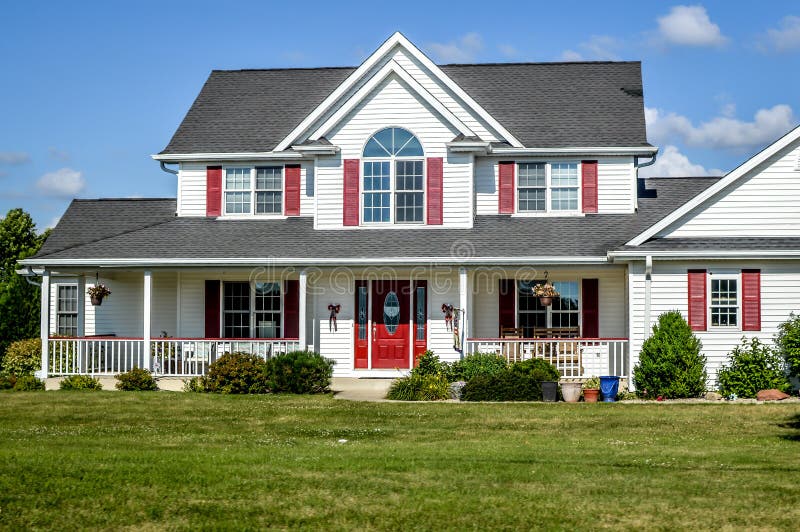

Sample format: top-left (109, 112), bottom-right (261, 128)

top-left (464, 338), bottom-right (629, 378)
top-left (47, 337), bottom-right (300, 377)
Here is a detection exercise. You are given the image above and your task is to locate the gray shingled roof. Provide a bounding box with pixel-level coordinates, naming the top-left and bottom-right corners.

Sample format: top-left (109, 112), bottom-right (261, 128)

top-left (32, 178), bottom-right (719, 263)
top-left (161, 62), bottom-right (649, 154)
top-left (616, 237), bottom-right (800, 252)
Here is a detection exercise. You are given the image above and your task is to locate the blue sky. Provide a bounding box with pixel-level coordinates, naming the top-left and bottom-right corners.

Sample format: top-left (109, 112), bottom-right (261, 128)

top-left (1, 1), bottom-right (799, 231)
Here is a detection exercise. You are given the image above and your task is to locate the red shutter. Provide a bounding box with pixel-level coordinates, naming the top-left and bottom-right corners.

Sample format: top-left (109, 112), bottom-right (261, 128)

top-left (742, 269), bottom-right (761, 331)
top-left (498, 279), bottom-right (516, 335)
top-left (687, 270), bottom-right (707, 331)
top-left (284, 164), bottom-right (301, 216)
top-left (206, 166), bottom-right (222, 217)
top-left (498, 161), bottom-right (515, 214)
top-left (204, 280), bottom-right (220, 338)
top-left (581, 278), bottom-right (599, 338)
top-left (582, 160), bottom-right (598, 213)
top-left (426, 157), bottom-right (443, 225)
top-left (343, 159), bottom-right (360, 226)
top-left (283, 280), bottom-right (299, 339)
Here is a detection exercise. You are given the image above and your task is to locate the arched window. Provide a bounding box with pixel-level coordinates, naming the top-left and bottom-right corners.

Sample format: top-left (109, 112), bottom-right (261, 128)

top-left (361, 127), bottom-right (424, 224)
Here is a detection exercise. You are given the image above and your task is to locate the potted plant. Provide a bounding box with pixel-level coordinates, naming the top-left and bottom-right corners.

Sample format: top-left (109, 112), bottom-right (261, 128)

top-left (561, 379), bottom-right (582, 403)
top-left (88, 284), bottom-right (111, 306)
top-left (582, 376), bottom-right (601, 403)
top-left (532, 281), bottom-right (559, 306)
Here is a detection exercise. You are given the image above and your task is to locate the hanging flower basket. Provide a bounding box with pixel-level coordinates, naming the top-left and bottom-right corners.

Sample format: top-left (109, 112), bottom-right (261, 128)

top-left (532, 281), bottom-right (559, 307)
top-left (88, 284), bottom-right (111, 306)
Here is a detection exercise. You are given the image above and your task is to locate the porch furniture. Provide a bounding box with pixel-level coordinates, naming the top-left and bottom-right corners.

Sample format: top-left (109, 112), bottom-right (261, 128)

top-left (530, 327), bottom-right (582, 375)
top-left (500, 327), bottom-right (524, 362)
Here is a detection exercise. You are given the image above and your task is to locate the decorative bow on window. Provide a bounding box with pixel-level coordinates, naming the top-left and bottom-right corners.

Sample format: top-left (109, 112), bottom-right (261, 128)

top-left (328, 304), bottom-right (341, 332)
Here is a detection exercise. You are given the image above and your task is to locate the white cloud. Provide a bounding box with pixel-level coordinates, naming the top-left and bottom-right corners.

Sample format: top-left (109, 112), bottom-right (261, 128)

top-left (559, 35), bottom-right (622, 61)
top-left (645, 104), bottom-right (796, 150)
top-left (639, 145), bottom-right (724, 178)
top-left (36, 167), bottom-right (86, 197)
top-left (0, 151), bottom-right (30, 165)
top-left (427, 33), bottom-right (484, 63)
top-left (656, 5), bottom-right (728, 47)
top-left (498, 44), bottom-right (518, 58)
top-left (762, 15), bottom-right (800, 52)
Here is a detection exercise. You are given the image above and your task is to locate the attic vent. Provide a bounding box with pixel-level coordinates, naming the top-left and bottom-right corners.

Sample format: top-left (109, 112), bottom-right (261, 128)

top-left (620, 87), bottom-right (643, 97)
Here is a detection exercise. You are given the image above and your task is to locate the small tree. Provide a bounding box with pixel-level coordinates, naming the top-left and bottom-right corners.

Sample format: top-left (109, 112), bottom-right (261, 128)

top-left (633, 311), bottom-right (707, 398)
top-left (776, 313), bottom-right (800, 381)
top-left (718, 337), bottom-right (791, 398)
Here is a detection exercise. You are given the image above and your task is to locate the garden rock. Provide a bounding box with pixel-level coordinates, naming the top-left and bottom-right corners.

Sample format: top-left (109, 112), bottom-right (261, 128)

top-left (704, 392), bottom-right (723, 401)
top-left (449, 381), bottom-right (466, 400)
top-left (756, 389), bottom-right (791, 401)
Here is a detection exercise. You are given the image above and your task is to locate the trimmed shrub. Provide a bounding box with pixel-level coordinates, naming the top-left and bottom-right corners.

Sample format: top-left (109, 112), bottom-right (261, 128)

top-left (633, 311), bottom-right (707, 398)
top-left (265, 351), bottom-right (334, 394)
top-left (446, 353), bottom-right (508, 382)
top-left (776, 313), bottom-right (800, 381)
top-left (510, 358), bottom-right (560, 382)
top-left (2, 338), bottom-right (41, 376)
top-left (59, 375), bottom-right (103, 391)
top-left (205, 352), bottom-right (268, 394)
top-left (386, 373), bottom-right (450, 401)
top-left (413, 350), bottom-right (447, 377)
top-left (718, 337), bottom-right (791, 398)
top-left (183, 376), bottom-right (208, 393)
top-left (13, 375), bottom-right (45, 391)
top-left (115, 368), bottom-right (158, 391)
top-left (461, 371), bottom-right (542, 402)
top-left (0, 374), bottom-right (17, 390)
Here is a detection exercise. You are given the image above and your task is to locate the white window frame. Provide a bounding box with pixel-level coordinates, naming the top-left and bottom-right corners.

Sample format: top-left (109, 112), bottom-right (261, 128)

top-left (708, 273), bottom-right (740, 330)
top-left (222, 281), bottom-right (284, 339)
top-left (361, 158), bottom-right (426, 225)
top-left (517, 280), bottom-right (581, 333)
top-left (222, 165), bottom-right (286, 217)
top-left (55, 284), bottom-right (79, 337)
top-left (515, 161), bottom-right (582, 215)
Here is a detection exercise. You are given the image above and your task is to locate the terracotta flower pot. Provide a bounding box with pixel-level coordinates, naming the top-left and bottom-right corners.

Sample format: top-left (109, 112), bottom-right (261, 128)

top-left (539, 296), bottom-right (553, 306)
top-left (583, 388), bottom-right (600, 403)
top-left (561, 382), bottom-right (582, 403)
top-left (90, 295), bottom-right (104, 306)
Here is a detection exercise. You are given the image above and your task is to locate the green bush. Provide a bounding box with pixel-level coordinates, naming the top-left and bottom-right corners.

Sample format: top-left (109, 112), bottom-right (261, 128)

top-left (510, 358), bottom-right (560, 382)
top-left (0, 374), bottom-right (17, 390)
top-left (717, 337), bottom-right (791, 398)
top-left (446, 353), bottom-right (508, 382)
top-left (633, 311), bottom-right (707, 398)
top-left (205, 352), bottom-right (268, 394)
top-left (776, 313), bottom-right (800, 381)
top-left (265, 351), bottom-right (334, 394)
top-left (183, 376), bottom-right (208, 393)
top-left (2, 338), bottom-right (41, 376)
top-left (59, 375), bottom-right (103, 391)
top-left (461, 370), bottom-right (542, 402)
top-left (412, 350), bottom-right (447, 377)
top-left (386, 372), bottom-right (450, 401)
top-left (115, 368), bottom-right (158, 391)
top-left (13, 375), bottom-right (45, 391)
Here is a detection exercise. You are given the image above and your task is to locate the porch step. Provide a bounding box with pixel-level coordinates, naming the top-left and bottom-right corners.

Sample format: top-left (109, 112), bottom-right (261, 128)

top-left (331, 377), bottom-right (395, 401)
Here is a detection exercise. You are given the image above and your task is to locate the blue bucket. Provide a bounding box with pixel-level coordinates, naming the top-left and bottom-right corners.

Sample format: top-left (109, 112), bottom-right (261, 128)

top-left (599, 376), bottom-right (620, 402)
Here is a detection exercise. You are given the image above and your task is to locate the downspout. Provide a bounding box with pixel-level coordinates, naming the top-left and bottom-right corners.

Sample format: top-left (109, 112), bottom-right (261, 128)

top-left (159, 161), bottom-right (179, 175)
top-left (644, 255), bottom-right (653, 336)
top-left (16, 266), bottom-right (42, 287)
top-left (633, 151), bottom-right (658, 211)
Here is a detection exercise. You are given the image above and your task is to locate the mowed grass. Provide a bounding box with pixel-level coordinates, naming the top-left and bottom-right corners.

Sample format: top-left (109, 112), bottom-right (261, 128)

top-left (0, 393), bottom-right (799, 530)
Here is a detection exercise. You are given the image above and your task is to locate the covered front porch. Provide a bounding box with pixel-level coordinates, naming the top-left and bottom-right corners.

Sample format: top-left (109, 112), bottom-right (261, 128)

top-left (35, 263), bottom-right (631, 381)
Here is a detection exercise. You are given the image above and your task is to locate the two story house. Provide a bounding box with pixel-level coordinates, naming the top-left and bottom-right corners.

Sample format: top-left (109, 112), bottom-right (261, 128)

top-left (21, 33), bottom-right (800, 387)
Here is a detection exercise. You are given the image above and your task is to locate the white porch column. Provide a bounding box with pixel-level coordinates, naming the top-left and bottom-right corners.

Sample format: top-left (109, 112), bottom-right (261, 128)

top-left (38, 270), bottom-right (50, 379)
top-left (298, 270), bottom-right (307, 349)
top-left (459, 267), bottom-right (469, 350)
top-left (143, 270), bottom-right (152, 371)
top-left (76, 275), bottom-right (86, 373)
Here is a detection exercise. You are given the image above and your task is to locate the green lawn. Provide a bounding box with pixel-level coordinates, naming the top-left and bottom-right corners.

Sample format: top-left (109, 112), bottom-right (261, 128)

top-left (1, 393), bottom-right (798, 530)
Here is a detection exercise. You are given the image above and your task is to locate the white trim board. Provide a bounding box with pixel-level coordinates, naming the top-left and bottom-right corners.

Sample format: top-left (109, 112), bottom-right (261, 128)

top-left (626, 124), bottom-right (800, 246)
top-left (273, 32), bottom-right (523, 151)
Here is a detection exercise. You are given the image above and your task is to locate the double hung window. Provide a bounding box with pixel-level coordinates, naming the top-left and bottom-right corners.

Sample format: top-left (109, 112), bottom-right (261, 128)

top-left (517, 162), bottom-right (579, 213)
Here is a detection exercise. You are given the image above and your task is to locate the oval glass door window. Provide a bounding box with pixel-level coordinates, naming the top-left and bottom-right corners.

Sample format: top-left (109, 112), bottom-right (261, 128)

top-left (383, 291), bottom-right (400, 335)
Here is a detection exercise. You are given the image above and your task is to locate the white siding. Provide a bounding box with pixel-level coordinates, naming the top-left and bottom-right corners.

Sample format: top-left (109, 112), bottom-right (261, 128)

top-left (475, 157), bottom-right (636, 216)
top-left (317, 74), bottom-right (472, 229)
top-left (470, 266), bottom-right (628, 338)
top-left (177, 161), bottom-right (315, 218)
top-left (661, 142), bottom-right (800, 238)
top-left (629, 259), bottom-right (800, 386)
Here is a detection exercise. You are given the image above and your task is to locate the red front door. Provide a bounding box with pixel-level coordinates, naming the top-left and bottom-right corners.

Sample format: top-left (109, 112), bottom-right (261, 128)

top-left (371, 280), bottom-right (410, 369)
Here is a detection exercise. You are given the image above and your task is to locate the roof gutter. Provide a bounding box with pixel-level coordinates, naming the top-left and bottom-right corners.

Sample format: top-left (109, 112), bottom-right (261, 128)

top-left (152, 152), bottom-right (305, 162)
top-left (490, 146), bottom-right (658, 156)
top-left (609, 249), bottom-right (800, 261)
